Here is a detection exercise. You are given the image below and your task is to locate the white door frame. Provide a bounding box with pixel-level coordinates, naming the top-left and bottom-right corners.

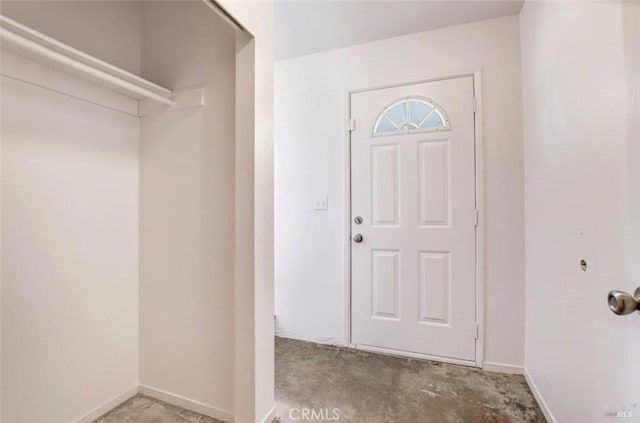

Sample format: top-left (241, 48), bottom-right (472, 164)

top-left (343, 70), bottom-right (485, 368)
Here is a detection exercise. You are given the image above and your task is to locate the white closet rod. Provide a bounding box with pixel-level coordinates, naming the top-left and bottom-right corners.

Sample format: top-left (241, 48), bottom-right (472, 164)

top-left (0, 16), bottom-right (175, 107)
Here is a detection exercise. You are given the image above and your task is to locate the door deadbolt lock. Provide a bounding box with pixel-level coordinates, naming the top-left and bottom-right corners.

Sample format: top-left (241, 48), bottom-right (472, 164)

top-left (354, 216), bottom-right (363, 225)
top-left (608, 287), bottom-right (640, 316)
top-left (353, 233), bottom-right (363, 243)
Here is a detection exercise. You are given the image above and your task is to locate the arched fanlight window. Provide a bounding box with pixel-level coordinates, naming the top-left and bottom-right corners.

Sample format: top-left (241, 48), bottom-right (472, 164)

top-left (373, 97), bottom-right (450, 136)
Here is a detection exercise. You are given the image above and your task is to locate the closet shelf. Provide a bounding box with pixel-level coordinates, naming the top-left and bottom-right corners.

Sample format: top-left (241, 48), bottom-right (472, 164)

top-left (0, 15), bottom-right (175, 106)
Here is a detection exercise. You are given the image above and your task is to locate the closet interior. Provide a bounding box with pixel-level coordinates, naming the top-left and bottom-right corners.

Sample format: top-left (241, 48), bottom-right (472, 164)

top-left (1, 1), bottom-right (238, 422)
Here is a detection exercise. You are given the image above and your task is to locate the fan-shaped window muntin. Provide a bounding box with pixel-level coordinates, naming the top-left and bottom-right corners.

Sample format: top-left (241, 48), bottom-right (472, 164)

top-left (373, 97), bottom-right (450, 136)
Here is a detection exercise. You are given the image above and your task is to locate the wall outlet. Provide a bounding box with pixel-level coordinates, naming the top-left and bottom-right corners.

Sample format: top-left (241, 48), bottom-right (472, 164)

top-left (313, 196), bottom-right (328, 211)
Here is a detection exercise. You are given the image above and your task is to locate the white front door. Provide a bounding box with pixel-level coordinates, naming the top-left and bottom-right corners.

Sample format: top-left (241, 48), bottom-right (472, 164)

top-left (350, 77), bottom-right (477, 362)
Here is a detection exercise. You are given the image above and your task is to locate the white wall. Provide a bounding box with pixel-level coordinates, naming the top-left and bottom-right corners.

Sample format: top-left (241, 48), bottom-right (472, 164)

top-left (138, 1), bottom-right (236, 419)
top-left (1, 30), bottom-right (140, 423)
top-left (274, 15), bottom-right (525, 367)
top-left (1, 3), bottom-right (141, 422)
top-left (521, 2), bottom-right (638, 421)
top-left (217, 1), bottom-right (276, 421)
top-left (625, 1), bottom-right (640, 412)
top-left (0, 1), bottom-right (142, 75)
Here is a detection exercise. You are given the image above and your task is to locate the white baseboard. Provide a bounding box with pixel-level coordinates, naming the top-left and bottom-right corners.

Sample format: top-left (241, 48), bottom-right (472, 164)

top-left (260, 405), bottom-right (277, 423)
top-left (75, 386), bottom-right (138, 423)
top-left (275, 331), bottom-right (344, 346)
top-left (524, 368), bottom-right (556, 423)
top-left (482, 361), bottom-right (524, 375)
top-left (139, 385), bottom-right (234, 423)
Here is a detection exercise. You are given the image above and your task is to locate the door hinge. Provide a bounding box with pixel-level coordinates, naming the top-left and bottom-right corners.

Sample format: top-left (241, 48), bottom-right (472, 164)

top-left (474, 209), bottom-right (479, 227)
top-left (473, 97), bottom-right (478, 113)
top-left (349, 118), bottom-right (356, 131)
top-left (474, 323), bottom-right (479, 340)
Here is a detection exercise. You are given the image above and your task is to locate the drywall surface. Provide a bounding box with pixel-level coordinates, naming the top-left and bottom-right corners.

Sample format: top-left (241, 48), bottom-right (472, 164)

top-left (1, 1), bottom-right (142, 75)
top-left (1, 65), bottom-right (139, 423)
top-left (521, 2), bottom-right (636, 421)
top-left (1, 3), bottom-right (141, 422)
top-left (138, 1), bottom-right (236, 417)
top-left (274, 15), bottom-right (524, 367)
top-left (624, 1), bottom-right (640, 412)
top-left (217, 1), bottom-right (276, 421)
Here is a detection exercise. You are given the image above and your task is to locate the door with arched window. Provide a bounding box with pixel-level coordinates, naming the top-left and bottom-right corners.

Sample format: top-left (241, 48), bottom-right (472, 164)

top-left (350, 76), bottom-right (477, 363)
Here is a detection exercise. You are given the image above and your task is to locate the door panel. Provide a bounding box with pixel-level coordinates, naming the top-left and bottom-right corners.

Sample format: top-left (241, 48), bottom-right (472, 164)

top-left (419, 251), bottom-right (450, 325)
top-left (371, 145), bottom-right (399, 226)
top-left (350, 76), bottom-right (476, 362)
top-left (371, 250), bottom-right (400, 319)
top-left (419, 141), bottom-right (449, 226)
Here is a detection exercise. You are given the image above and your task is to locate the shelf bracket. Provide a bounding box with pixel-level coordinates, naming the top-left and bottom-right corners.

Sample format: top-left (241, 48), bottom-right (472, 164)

top-left (138, 86), bottom-right (205, 117)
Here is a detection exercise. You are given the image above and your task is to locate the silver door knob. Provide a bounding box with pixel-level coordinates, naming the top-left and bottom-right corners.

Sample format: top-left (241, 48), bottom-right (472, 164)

top-left (353, 234), bottom-right (363, 243)
top-left (608, 287), bottom-right (640, 315)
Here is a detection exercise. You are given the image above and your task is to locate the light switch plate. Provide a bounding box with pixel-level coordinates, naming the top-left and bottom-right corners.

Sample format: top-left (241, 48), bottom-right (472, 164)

top-left (313, 196), bottom-right (328, 211)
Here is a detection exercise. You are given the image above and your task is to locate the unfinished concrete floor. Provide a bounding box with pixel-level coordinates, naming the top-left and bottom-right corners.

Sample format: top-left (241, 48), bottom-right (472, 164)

top-left (92, 395), bottom-right (224, 423)
top-left (276, 337), bottom-right (546, 423)
top-left (93, 338), bottom-right (544, 422)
